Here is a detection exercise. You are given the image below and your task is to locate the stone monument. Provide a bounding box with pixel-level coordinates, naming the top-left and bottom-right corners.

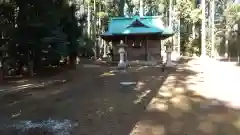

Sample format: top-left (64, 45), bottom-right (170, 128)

top-left (166, 44), bottom-right (173, 67)
top-left (117, 41), bottom-right (128, 69)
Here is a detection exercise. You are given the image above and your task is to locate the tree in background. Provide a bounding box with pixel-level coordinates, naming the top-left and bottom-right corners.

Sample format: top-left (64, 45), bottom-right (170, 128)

top-left (224, 2), bottom-right (240, 61)
top-left (174, 0), bottom-right (201, 56)
top-left (0, 0), bottom-right (86, 78)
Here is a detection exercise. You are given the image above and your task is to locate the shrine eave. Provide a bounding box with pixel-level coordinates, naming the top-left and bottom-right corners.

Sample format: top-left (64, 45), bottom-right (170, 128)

top-left (101, 32), bottom-right (173, 41)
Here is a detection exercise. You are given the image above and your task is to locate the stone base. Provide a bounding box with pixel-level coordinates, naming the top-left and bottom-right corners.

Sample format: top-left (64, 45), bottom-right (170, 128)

top-left (128, 60), bottom-right (162, 66)
top-left (118, 62), bottom-right (127, 69)
top-left (166, 60), bottom-right (174, 67)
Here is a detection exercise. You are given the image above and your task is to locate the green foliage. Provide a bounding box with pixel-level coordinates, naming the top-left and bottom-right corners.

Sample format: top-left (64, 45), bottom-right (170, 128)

top-left (182, 35), bottom-right (201, 56)
top-left (143, 0), bottom-right (165, 16)
top-left (224, 3), bottom-right (240, 28)
top-left (15, 0), bottom-right (83, 67)
top-left (97, 11), bottom-right (108, 19)
top-left (175, 0), bottom-right (201, 23)
top-left (0, 0), bottom-right (87, 76)
top-left (175, 0), bottom-right (193, 22)
top-left (175, 0), bottom-right (202, 57)
top-left (190, 8), bottom-right (202, 23)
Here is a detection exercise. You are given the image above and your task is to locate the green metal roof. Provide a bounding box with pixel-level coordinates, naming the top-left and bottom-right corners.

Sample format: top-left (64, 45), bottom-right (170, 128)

top-left (108, 17), bottom-right (134, 34)
top-left (103, 16), bottom-right (174, 37)
top-left (139, 17), bottom-right (165, 31)
top-left (162, 27), bottom-right (174, 35)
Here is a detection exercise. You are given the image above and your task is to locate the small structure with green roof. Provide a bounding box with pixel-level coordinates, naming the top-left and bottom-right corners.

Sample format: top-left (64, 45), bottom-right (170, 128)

top-left (101, 16), bottom-right (174, 62)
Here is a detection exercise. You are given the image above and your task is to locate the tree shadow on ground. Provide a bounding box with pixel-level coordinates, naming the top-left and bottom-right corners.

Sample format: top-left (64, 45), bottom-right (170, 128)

top-left (128, 57), bottom-right (240, 135)
top-left (217, 57), bottom-right (240, 66)
top-left (0, 59), bottom-right (107, 106)
top-left (0, 61), bottom-right (110, 115)
top-left (56, 64), bottom-right (177, 135)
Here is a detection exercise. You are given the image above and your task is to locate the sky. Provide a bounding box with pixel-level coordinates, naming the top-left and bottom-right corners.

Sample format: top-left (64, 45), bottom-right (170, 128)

top-left (234, 0), bottom-right (240, 3)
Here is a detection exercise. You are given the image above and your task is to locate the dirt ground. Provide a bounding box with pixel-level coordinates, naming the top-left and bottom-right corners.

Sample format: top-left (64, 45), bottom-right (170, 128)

top-left (1, 58), bottom-right (240, 135)
top-left (0, 60), bottom-right (170, 135)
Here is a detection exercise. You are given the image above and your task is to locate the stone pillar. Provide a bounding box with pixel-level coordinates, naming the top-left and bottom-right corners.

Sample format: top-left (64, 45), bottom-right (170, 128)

top-left (166, 46), bottom-right (173, 67)
top-left (117, 42), bottom-right (127, 69)
top-left (103, 41), bottom-right (108, 58)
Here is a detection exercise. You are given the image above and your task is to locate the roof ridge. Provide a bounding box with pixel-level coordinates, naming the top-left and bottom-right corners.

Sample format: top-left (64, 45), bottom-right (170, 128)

top-left (126, 19), bottom-right (150, 28)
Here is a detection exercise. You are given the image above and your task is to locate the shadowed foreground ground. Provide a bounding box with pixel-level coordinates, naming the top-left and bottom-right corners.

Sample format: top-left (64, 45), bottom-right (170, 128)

top-left (1, 58), bottom-right (240, 135)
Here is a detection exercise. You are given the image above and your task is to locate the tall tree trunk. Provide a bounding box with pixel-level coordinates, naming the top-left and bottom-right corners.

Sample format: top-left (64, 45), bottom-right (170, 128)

top-left (139, 0), bottom-right (143, 17)
top-left (169, 0), bottom-right (172, 27)
top-left (173, 5), bottom-right (180, 55)
top-left (93, 0), bottom-right (98, 59)
top-left (192, 0), bottom-right (196, 39)
top-left (98, 4), bottom-right (104, 57)
top-left (224, 1), bottom-right (231, 59)
top-left (103, 5), bottom-right (108, 58)
top-left (120, 0), bottom-right (125, 16)
top-left (87, 1), bottom-right (91, 37)
top-left (69, 53), bottom-right (77, 69)
top-left (201, 0), bottom-right (206, 57)
top-left (177, 16), bottom-right (181, 55)
top-left (211, 0), bottom-right (215, 58)
top-left (169, 0), bottom-right (173, 56)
